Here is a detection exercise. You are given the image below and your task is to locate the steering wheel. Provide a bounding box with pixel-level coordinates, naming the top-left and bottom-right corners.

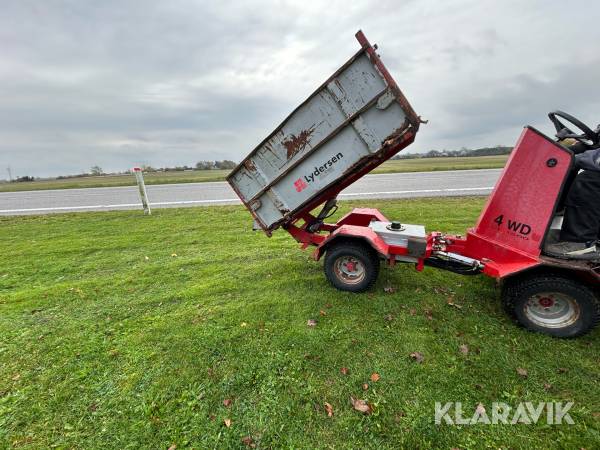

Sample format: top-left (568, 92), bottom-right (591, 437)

top-left (548, 110), bottom-right (599, 146)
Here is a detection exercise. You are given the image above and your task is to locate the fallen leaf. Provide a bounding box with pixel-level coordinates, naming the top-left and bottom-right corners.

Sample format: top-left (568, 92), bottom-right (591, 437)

top-left (543, 383), bottom-right (552, 391)
top-left (325, 303), bottom-right (333, 308)
top-left (362, 383), bottom-right (369, 390)
top-left (340, 367), bottom-right (349, 375)
top-left (319, 310), bottom-right (326, 316)
top-left (241, 436), bottom-right (256, 448)
top-left (558, 367), bottom-right (568, 374)
top-left (324, 402), bottom-right (334, 417)
top-left (410, 352), bottom-right (424, 363)
top-left (384, 286), bottom-right (396, 294)
top-left (516, 368), bottom-right (528, 378)
top-left (223, 418), bottom-right (232, 427)
top-left (11, 373), bottom-right (20, 381)
top-left (447, 298), bottom-right (463, 309)
top-left (459, 344), bottom-right (469, 355)
top-left (370, 373), bottom-right (380, 382)
top-left (168, 445), bottom-right (176, 450)
top-left (475, 403), bottom-right (486, 416)
top-left (307, 319), bottom-right (317, 327)
top-left (409, 308), bottom-right (417, 316)
top-left (350, 396), bottom-right (373, 415)
top-left (223, 398), bottom-right (232, 407)
top-left (424, 309), bottom-right (433, 320)
top-left (384, 314), bottom-right (394, 322)
top-left (474, 383), bottom-right (483, 390)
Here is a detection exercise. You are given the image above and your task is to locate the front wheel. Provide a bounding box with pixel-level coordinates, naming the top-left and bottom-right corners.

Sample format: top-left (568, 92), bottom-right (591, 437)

top-left (502, 275), bottom-right (600, 338)
top-left (324, 242), bottom-right (380, 293)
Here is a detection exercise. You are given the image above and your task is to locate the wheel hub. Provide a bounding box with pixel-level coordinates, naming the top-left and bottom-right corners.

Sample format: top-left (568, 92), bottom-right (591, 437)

top-left (333, 256), bottom-right (365, 285)
top-left (524, 292), bottom-right (580, 328)
top-left (538, 297), bottom-right (554, 308)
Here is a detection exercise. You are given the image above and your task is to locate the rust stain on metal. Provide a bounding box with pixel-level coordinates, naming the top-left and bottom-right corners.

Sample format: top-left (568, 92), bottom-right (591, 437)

top-left (334, 79), bottom-right (347, 97)
top-left (263, 142), bottom-right (282, 162)
top-left (381, 119), bottom-right (411, 147)
top-left (282, 125), bottom-right (316, 160)
top-left (244, 159), bottom-right (257, 172)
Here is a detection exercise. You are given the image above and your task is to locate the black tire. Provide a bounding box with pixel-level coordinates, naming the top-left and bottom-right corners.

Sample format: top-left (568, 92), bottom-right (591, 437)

top-left (502, 275), bottom-right (600, 338)
top-left (324, 242), bottom-right (380, 293)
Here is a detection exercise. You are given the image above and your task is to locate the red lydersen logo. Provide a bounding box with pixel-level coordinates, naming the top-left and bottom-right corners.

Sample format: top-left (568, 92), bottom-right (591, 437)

top-left (292, 152), bottom-right (344, 193)
top-left (294, 178), bottom-right (308, 192)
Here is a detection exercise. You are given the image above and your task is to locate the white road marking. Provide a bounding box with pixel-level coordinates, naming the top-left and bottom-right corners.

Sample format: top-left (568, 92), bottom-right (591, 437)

top-left (339, 186), bottom-right (494, 197)
top-left (0, 186), bottom-right (494, 214)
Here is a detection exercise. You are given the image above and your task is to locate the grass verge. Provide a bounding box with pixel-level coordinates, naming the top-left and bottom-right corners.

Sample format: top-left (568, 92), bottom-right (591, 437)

top-left (0, 156), bottom-right (508, 193)
top-left (0, 197), bottom-right (597, 449)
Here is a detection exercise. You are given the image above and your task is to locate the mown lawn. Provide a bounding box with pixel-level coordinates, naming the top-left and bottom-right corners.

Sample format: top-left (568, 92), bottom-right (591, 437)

top-left (0, 155), bottom-right (508, 193)
top-left (0, 198), bottom-right (598, 449)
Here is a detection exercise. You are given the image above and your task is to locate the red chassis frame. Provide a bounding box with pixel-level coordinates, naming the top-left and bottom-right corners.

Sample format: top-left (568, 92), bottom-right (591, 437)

top-left (284, 126), bottom-right (600, 285)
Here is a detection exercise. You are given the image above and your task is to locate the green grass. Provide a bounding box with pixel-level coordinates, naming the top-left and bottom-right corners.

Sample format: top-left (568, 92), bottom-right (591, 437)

top-left (0, 197), bottom-right (597, 449)
top-left (372, 155), bottom-right (508, 174)
top-left (0, 155), bottom-right (508, 193)
top-left (0, 170), bottom-right (232, 193)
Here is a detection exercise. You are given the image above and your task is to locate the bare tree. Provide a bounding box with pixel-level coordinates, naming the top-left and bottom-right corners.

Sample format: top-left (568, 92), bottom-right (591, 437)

top-left (90, 165), bottom-right (104, 176)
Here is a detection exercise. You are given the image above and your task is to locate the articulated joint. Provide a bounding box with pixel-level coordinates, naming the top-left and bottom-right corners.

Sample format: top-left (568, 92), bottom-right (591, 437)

top-left (432, 251), bottom-right (484, 270)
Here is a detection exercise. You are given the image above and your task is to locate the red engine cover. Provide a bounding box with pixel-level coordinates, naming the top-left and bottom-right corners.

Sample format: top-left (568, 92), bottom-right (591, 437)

top-left (471, 127), bottom-right (572, 259)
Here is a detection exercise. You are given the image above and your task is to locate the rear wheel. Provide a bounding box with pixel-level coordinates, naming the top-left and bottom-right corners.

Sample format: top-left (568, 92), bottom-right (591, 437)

top-left (502, 275), bottom-right (600, 338)
top-left (324, 242), bottom-right (380, 292)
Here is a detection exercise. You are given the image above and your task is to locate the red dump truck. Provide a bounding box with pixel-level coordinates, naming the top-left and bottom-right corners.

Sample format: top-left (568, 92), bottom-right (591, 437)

top-left (228, 31), bottom-right (600, 338)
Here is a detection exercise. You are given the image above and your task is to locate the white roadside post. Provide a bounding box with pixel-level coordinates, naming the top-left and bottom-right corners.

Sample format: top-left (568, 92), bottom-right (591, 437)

top-left (133, 167), bottom-right (151, 215)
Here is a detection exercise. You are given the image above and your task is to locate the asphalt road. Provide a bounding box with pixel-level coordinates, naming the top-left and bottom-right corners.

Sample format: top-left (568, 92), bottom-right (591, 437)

top-left (0, 168), bottom-right (501, 216)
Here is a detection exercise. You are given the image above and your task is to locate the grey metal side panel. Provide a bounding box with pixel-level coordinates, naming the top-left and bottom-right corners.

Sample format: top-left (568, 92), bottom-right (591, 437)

top-left (229, 52), bottom-right (409, 230)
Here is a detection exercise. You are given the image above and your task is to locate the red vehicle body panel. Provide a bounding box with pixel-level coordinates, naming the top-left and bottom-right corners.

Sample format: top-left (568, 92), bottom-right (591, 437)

top-left (448, 127), bottom-right (574, 278)
top-left (471, 128), bottom-right (572, 257)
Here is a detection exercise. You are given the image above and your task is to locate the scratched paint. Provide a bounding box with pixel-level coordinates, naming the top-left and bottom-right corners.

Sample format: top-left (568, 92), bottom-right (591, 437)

top-left (282, 125), bottom-right (316, 159)
top-left (228, 32), bottom-right (420, 233)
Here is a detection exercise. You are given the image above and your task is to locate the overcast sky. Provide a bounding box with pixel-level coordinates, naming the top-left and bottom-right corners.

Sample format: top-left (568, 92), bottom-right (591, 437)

top-left (1, 0), bottom-right (599, 178)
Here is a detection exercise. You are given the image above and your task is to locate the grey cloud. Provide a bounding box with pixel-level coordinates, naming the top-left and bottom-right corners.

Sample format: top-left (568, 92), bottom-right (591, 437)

top-left (0, 0), bottom-right (599, 177)
top-left (439, 59), bottom-right (600, 143)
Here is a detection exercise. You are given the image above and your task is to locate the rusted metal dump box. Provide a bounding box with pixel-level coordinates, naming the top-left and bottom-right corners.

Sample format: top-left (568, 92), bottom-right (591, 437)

top-left (227, 31), bottom-right (421, 234)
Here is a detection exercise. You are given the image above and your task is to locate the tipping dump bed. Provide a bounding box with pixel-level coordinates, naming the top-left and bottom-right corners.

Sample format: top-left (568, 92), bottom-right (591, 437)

top-left (227, 31), bottom-right (421, 235)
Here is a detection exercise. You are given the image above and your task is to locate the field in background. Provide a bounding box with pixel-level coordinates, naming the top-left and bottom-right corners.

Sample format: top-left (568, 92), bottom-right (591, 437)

top-left (0, 155), bottom-right (508, 193)
top-left (1, 197), bottom-right (597, 449)
top-left (375, 155), bottom-right (508, 174)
